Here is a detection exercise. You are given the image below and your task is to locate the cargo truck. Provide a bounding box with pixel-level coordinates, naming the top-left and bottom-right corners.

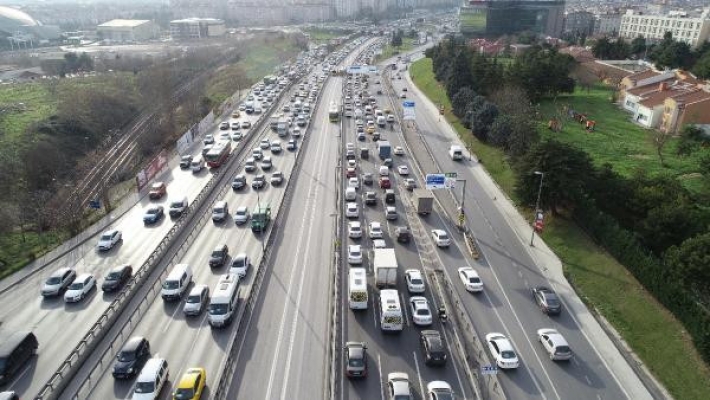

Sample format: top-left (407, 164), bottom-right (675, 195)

top-left (378, 141), bottom-right (392, 160)
top-left (412, 189), bottom-right (434, 215)
top-left (374, 248), bottom-right (398, 288)
top-left (251, 204), bottom-right (271, 233)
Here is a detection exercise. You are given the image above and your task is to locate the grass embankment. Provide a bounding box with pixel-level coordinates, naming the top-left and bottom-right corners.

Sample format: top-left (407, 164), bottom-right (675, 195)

top-left (410, 57), bottom-right (710, 400)
top-left (303, 28), bottom-right (343, 43)
top-left (378, 38), bottom-right (416, 62)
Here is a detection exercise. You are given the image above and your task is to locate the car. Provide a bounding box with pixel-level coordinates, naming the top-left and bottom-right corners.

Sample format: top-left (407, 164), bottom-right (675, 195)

top-left (453, 266), bottom-right (484, 292)
top-left (102, 264), bottom-right (133, 292)
top-left (385, 206), bottom-right (397, 220)
top-left (346, 142), bottom-right (355, 151)
top-left (270, 140), bottom-right (282, 153)
top-left (233, 206), bottom-right (249, 225)
top-left (64, 273), bottom-right (96, 302)
top-left (405, 269), bottom-right (425, 293)
top-left (387, 114), bottom-right (396, 123)
top-left (241, 121), bottom-right (252, 129)
top-left (345, 202), bottom-right (359, 218)
top-left (357, 132), bottom-right (366, 141)
top-left (485, 333), bottom-right (520, 369)
top-left (537, 328), bottom-right (573, 361)
top-left (363, 191), bottom-right (376, 205)
top-left (292, 127), bottom-right (301, 137)
top-left (97, 229), bottom-right (122, 251)
top-left (219, 122), bottom-right (229, 131)
top-left (347, 159), bottom-right (357, 168)
top-left (112, 336), bottom-right (150, 379)
top-left (400, 93), bottom-right (407, 98)
top-left (379, 177), bottom-right (391, 189)
top-left (41, 267), bottom-right (77, 297)
top-left (219, 132), bottom-right (231, 141)
top-left (286, 139), bottom-right (297, 150)
top-left (431, 229), bottom-right (450, 247)
top-left (270, 171), bottom-right (284, 185)
top-left (397, 165), bottom-right (409, 175)
top-left (344, 341), bottom-right (368, 378)
top-left (410, 296), bottom-right (433, 326)
top-left (261, 157), bottom-right (273, 171)
top-left (348, 245), bottom-right (363, 264)
top-left (379, 165), bottom-right (389, 176)
top-left (368, 222), bottom-right (383, 239)
top-left (403, 178), bottom-right (416, 191)
top-left (148, 182), bottom-right (166, 199)
top-left (252, 174), bottom-right (266, 189)
top-left (386, 372), bottom-right (412, 400)
top-left (173, 367), bottom-right (206, 400)
top-left (384, 158), bottom-right (393, 168)
top-left (348, 176), bottom-right (360, 189)
top-left (348, 221), bottom-right (362, 239)
top-left (143, 205), bottom-right (164, 225)
top-left (362, 173), bottom-right (373, 186)
top-left (179, 155), bottom-right (193, 169)
top-left (231, 122), bottom-right (241, 130)
top-left (420, 331), bottom-right (447, 366)
top-left (346, 167), bottom-right (357, 178)
top-left (183, 285), bottom-right (209, 316)
top-left (531, 286), bottom-right (562, 315)
top-left (394, 146), bottom-right (404, 156)
top-left (238, 104), bottom-right (246, 111)
top-left (232, 174), bottom-right (247, 190)
top-left (260, 139), bottom-right (270, 150)
top-left (231, 131), bottom-right (243, 141)
top-left (395, 226), bottom-right (411, 243)
top-left (204, 135), bottom-right (215, 145)
top-left (208, 244), bottom-right (229, 268)
top-left (402, 87), bottom-right (408, 92)
top-left (232, 110), bottom-right (240, 118)
top-left (229, 253), bottom-right (250, 278)
top-left (426, 381), bottom-right (454, 399)
top-left (252, 148), bottom-right (263, 160)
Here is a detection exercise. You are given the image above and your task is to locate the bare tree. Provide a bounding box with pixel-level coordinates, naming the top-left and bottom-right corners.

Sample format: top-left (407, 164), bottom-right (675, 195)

top-left (655, 131), bottom-right (670, 167)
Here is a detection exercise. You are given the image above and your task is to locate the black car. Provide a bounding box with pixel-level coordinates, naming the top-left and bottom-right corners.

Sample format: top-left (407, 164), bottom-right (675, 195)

top-left (532, 286), bottom-right (562, 315)
top-left (112, 336), bottom-right (150, 379)
top-left (102, 264), bottom-right (133, 292)
top-left (209, 244), bottom-right (229, 268)
top-left (420, 330), bottom-right (447, 366)
top-left (344, 342), bottom-right (368, 378)
top-left (143, 205), bottom-right (164, 225)
top-left (179, 155), bottom-right (193, 169)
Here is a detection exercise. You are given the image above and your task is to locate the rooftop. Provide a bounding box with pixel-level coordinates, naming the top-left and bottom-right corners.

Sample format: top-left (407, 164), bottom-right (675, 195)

top-left (98, 19), bottom-right (151, 28)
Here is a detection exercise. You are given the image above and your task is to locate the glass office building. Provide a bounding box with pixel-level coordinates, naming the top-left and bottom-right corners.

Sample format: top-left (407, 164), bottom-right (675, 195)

top-left (459, 0), bottom-right (565, 37)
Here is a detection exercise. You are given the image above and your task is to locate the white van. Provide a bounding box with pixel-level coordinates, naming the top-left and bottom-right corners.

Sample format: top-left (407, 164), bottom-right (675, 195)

top-left (345, 187), bottom-right (357, 201)
top-left (191, 155), bottom-right (204, 172)
top-left (212, 200), bottom-right (229, 222)
top-left (449, 145), bottom-right (463, 161)
top-left (348, 268), bottom-right (368, 310)
top-left (161, 264), bottom-right (193, 301)
top-left (377, 115), bottom-right (386, 127)
top-left (132, 357), bottom-right (168, 400)
top-left (208, 274), bottom-right (240, 328)
top-left (168, 196), bottom-right (189, 218)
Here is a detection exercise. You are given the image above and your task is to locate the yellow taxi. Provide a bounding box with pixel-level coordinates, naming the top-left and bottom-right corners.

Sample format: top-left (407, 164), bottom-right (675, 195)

top-left (173, 367), bottom-right (206, 400)
top-left (366, 125), bottom-right (376, 134)
top-left (232, 110), bottom-right (240, 118)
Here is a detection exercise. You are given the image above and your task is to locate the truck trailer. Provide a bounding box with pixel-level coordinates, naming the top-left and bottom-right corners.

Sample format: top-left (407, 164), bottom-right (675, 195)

top-left (374, 248), bottom-right (398, 288)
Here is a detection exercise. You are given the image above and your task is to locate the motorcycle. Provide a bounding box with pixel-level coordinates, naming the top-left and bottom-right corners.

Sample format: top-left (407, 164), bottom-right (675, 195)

top-left (438, 306), bottom-right (448, 324)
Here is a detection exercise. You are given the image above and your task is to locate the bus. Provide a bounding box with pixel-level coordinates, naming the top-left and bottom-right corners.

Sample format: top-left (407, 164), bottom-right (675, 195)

top-left (328, 102), bottom-right (340, 123)
top-left (348, 268), bottom-right (368, 310)
top-left (379, 289), bottom-right (403, 332)
top-left (205, 141), bottom-right (231, 168)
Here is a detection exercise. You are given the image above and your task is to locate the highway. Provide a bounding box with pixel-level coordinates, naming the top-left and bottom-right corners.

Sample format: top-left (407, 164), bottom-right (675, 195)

top-left (0, 98), bottom-right (264, 399)
top-left (224, 41), bottom-right (373, 400)
top-left (334, 49), bottom-right (476, 400)
top-left (386, 55), bottom-right (633, 399)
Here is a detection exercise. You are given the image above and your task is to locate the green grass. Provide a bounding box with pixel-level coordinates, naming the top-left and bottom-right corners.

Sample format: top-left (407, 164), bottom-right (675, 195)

top-left (378, 38), bottom-right (416, 62)
top-left (0, 83), bottom-right (55, 141)
top-left (303, 28), bottom-right (344, 42)
top-left (539, 86), bottom-right (708, 193)
top-left (410, 57), bottom-right (710, 400)
top-left (0, 230), bottom-right (68, 280)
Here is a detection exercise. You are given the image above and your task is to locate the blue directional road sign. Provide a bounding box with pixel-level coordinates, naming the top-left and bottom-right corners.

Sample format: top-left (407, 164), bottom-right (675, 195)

top-left (402, 101), bottom-right (416, 121)
top-left (89, 199), bottom-right (101, 209)
top-left (425, 173), bottom-right (446, 190)
top-left (481, 365), bottom-right (499, 375)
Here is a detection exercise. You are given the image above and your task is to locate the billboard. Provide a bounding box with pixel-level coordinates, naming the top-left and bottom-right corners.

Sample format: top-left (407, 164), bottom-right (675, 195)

top-left (136, 149), bottom-right (168, 191)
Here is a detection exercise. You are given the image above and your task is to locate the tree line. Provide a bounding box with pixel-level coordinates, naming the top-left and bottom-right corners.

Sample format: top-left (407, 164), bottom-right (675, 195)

top-left (426, 38), bottom-right (710, 364)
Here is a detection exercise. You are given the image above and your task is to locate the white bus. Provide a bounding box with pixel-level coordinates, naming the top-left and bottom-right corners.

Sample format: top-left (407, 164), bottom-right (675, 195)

top-left (348, 268), bottom-right (368, 310)
top-left (379, 289), bottom-right (403, 332)
top-left (208, 273), bottom-right (240, 328)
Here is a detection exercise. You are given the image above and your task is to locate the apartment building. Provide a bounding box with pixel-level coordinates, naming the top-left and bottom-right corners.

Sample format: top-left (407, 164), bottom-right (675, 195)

top-left (619, 9), bottom-right (710, 48)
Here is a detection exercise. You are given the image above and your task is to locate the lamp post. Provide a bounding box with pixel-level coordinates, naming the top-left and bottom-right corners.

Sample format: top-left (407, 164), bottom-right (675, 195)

top-left (530, 171), bottom-right (544, 247)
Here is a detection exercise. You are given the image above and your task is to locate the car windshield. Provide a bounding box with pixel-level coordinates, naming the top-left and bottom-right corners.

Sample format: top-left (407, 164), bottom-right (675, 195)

top-left (233, 258), bottom-right (245, 268)
top-left (134, 381), bottom-right (155, 393)
top-left (545, 295), bottom-right (559, 306)
top-left (170, 202), bottom-right (183, 208)
top-left (173, 388), bottom-right (195, 400)
top-left (501, 350), bottom-right (516, 359)
top-left (393, 395), bottom-right (411, 400)
top-left (117, 350), bottom-right (135, 362)
top-left (348, 358), bottom-right (364, 368)
top-left (68, 282), bottom-right (83, 290)
top-left (410, 278), bottom-right (422, 285)
top-left (432, 392), bottom-right (453, 400)
top-left (107, 271), bottom-right (121, 280)
top-left (46, 276), bottom-right (61, 285)
top-left (147, 208), bottom-right (159, 215)
top-left (236, 210), bottom-right (246, 216)
top-left (470, 277), bottom-right (481, 283)
top-left (351, 250), bottom-right (361, 257)
top-left (556, 345), bottom-right (572, 354)
top-left (100, 234), bottom-right (112, 241)
top-left (186, 295), bottom-right (201, 304)
top-left (163, 280), bottom-right (179, 290)
top-left (416, 308), bottom-right (430, 316)
top-left (211, 250), bottom-right (224, 257)
top-left (209, 303), bottom-right (228, 315)
top-left (439, 233), bottom-right (448, 240)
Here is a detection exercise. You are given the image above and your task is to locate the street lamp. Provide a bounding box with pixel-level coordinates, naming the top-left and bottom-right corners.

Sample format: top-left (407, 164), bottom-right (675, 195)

top-left (530, 171), bottom-right (544, 247)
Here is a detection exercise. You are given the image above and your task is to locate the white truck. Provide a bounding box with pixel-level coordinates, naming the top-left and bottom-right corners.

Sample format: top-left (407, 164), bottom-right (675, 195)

top-left (449, 145), bottom-right (463, 161)
top-left (374, 248), bottom-right (398, 288)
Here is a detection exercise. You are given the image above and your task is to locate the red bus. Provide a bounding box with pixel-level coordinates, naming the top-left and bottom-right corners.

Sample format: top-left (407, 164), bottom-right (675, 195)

top-left (205, 141), bottom-right (231, 168)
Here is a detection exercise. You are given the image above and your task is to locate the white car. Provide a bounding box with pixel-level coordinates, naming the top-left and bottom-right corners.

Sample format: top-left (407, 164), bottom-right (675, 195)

top-left (41, 267), bottom-right (77, 297)
top-left (537, 328), bottom-right (573, 361)
top-left (183, 285), bottom-right (209, 316)
top-left (405, 269), bottom-right (425, 293)
top-left (270, 141), bottom-right (282, 153)
top-left (397, 165), bottom-right (409, 175)
top-left (219, 132), bottom-right (231, 141)
top-left (431, 229), bottom-right (450, 247)
top-left (486, 333), bottom-right (520, 369)
top-left (394, 146), bottom-right (404, 156)
top-left (346, 202), bottom-right (359, 218)
top-left (348, 177), bottom-right (359, 189)
top-left (426, 381), bottom-right (454, 399)
top-left (97, 229), bottom-right (122, 251)
top-left (409, 296), bottom-right (433, 326)
top-left (260, 139), bottom-right (270, 149)
top-left (234, 206), bottom-right (249, 225)
top-left (241, 121), bottom-right (252, 129)
top-left (204, 134), bottom-right (216, 143)
top-left (346, 142), bottom-right (355, 151)
top-left (231, 131), bottom-right (243, 141)
top-left (292, 127), bottom-right (301, 137)
top-left (379, 165), bottom-right (389, 176)
top-left (458, 267), bottom-right (483, 292)
top-left (230, 253), bottom-right (250, 278)
top-left (348, 221), bottom-right (362, 239)
top-left (368, 221), bottom-right (383, 239)
top-left (372, 239), bottom-right (387, 249)
top-left (348, 245), bottom-right (363, 264)
top-left (387, 372), bottom-right (412, 400)
top-left (64, 273), bottom-right (96, 302)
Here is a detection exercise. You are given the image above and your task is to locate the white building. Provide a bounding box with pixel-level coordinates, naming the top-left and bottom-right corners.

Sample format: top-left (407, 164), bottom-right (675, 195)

top-left (96, 19), bottom-right (158, 42)
top-left (169, 18), bottom-right (226, 39)
top-left (619, 9), bottom-right (710, 48)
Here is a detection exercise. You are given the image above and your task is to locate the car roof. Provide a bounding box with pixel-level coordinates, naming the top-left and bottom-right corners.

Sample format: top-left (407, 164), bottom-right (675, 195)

top-left (406, 269), bottom-right (422, 278)
top-left (137, 358), bottom-right (166, 380)
top-left (121, 336), bottom-right (146, 353)
top-left (111, 264), bottom-right (131, 273)
top-left (488, 333), bottom-right (514, 350)
top-left (51, 267), bottom-right (73, 277)
top-left (74, 273), bottom-right (93, 281)
top-left (388, 372), bottom-right (410, 394)
top-left (0, 331), bottom-right (34, 356)
top-left (188, 285), bottom-right (208, 296)
top-left (177, 368), bottom-right (203, 388)
top-left (349, 244), bottom-right (361, 251)
top-left (104, 229), bottom-right (118, 235)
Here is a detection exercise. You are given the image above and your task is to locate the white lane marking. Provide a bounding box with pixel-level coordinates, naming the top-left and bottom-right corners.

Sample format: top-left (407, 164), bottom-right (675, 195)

top-left (413, 351), bottom-right (425, 398)
top-left (378, 353), bottom-right (385, 400)
top-left (162, 297), bottom-right (186, 333)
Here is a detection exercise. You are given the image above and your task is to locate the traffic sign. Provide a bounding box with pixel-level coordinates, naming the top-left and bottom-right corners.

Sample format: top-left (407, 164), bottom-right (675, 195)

top-left (425, 174), bottom-right (446, 190)
top-left (89, 199), bottom-right (101, 209)
top-left (402, 101), bottom-right (416, 121)
top-left (482, 365), bottom-right (498, 375)
top-left (444, 172), bottom-right (458, 178)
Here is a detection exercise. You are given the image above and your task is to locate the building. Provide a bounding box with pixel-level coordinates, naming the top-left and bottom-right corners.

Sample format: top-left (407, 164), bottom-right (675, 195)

top-left (459, 0), bottom-right (565, 38)
top-left (0, 6), bottom-right (60, 45)
top-left (96, 19), bottom-right (158, 42)
top-left (170, 18), bottom-right (226, 39)
top-left (594, 13), bottom-right (621, 36)
top-left (564, 10), bottom-right (595, 36)
top-left (620, 69), bottom-right (710, 132)
top-left (619, 9), bottom-right (710, 48)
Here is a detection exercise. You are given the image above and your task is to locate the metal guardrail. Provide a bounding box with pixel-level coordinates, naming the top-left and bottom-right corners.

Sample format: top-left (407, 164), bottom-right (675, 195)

top-left (35, 78), bottom-right (285, 400)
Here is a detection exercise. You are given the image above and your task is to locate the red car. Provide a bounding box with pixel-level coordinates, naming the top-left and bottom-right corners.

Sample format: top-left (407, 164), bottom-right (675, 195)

top-left (379, 177), bottom-right (391, 189)
top-left (148, 182), bottom-right (167, 199)
top-left (346, 167), bottom-right (357, 178)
